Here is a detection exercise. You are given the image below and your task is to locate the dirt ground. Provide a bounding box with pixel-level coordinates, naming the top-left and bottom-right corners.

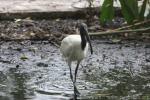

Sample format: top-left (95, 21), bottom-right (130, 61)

top-left (0, 39), bottom-right (150, 100)
top-left (0, 18), bottom-right (150, 100)
top-left (0, 19), bottom-right (100, 44)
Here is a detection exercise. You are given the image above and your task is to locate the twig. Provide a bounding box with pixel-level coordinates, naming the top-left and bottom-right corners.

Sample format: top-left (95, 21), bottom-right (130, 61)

top-left (0, 38), bottom-right (48, 41)
top-left (0, 84), bottom-right (7, 87)
top-left (114, 19), bottom-right (150, 31)
top-left (89, 27), bottom-right (150, 36)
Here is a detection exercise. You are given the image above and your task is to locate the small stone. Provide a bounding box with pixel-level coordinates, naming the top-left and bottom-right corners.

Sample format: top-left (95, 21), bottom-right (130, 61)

top-left (16, 48), bottom-right (22, 51)
top-left (38, 76), bottom-right (42, 79)
top-left (63, 72), bottom-right (66, 75)
top-left (37, 62), bottom-right (48, 67)
top-left (20, 55), bottom-right (28, 61)
top-left (16, 65), bottom-right (20, 68)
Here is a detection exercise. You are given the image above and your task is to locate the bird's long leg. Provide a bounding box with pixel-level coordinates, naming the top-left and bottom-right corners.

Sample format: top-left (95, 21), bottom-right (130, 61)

top-left (74, 61), bottom-right (80, 83)
top-left (74, 61), bottom-right (80, 95)
top-left (68, 60), bottom-right (74, 83)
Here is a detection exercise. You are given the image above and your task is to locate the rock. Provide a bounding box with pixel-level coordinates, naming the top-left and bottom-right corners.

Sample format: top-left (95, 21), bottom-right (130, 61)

top-left (36, 62), bottom-right (48, 67)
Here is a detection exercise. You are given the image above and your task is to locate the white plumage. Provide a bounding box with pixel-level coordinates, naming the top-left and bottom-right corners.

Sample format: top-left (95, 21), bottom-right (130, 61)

top-left (60, 35), bottom-right (89, 62)
top-left (60, 23), bottom-right (93, 97)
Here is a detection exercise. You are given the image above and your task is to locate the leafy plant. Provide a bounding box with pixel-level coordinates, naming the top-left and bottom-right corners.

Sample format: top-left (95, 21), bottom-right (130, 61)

top-left (100, 0), bottom-right (114, 24)
top-left (100, 0), bottom-right (150, 24)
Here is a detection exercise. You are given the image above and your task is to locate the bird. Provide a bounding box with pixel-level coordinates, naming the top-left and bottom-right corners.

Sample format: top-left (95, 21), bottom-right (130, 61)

top-left (60, 22), bottom-right (93, 96)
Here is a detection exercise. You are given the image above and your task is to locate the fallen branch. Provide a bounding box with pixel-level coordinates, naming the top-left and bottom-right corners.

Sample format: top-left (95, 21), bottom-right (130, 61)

top-left (0, 38), bottom-right (60, 47)
top-left (89, 27), bottom-right (150, 36)
top-left (0, 84), bottom-right (6, 87)
top-left (114, 19), bottom-right (150, 31)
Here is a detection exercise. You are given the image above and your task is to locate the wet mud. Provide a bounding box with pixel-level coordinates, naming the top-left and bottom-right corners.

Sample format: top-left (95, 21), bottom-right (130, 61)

top-left (0, 39), bottom-right (150, 100)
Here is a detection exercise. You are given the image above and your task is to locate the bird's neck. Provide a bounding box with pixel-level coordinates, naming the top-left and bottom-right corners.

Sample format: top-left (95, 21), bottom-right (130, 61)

top-left (80, 33), bottom-right (87, 50)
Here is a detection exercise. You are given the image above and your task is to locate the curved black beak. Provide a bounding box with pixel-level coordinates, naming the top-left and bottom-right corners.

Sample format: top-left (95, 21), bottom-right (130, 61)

top-left (77, 22), bottom-right (93, 55)
top-left (85, 29), bottom-right (93, 54)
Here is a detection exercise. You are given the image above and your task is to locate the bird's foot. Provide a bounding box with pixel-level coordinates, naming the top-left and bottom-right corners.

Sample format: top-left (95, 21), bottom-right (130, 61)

top-left (74, 85), bottom-right (80, 96)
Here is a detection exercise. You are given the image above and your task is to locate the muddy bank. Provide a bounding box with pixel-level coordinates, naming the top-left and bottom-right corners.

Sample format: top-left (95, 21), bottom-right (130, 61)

top-left (0, 39), bottom-right (150, 100)
top-left (0, 19), bottom-right (112, 41)
top-left (0, 19), bottom-right (101, 44)
top-left (0, 17), bottom-right (150, 100)
top-left (0, 18), bottom-right (149, 45)
top-left (0, 19), bottom-right (81, 44)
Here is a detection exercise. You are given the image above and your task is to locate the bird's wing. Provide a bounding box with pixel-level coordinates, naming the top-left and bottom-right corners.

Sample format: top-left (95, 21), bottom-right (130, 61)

top-left (60, 39), bottom-right (73, 58)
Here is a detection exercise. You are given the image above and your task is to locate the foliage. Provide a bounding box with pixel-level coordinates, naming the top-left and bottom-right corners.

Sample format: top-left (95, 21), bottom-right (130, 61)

top-left (100, 0), bottom-right (114, 24)
top-left (100, 0), bottom-right (150, 24)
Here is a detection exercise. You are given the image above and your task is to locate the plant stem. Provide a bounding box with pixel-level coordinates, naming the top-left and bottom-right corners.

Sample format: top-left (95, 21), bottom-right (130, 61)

top-left (114, 19), bottom-right (150, 31)
top-left (89, 27), bottom-right (150, 36)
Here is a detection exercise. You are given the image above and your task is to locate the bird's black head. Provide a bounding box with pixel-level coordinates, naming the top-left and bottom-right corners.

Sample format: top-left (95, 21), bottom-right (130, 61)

top-left (75, 23), bottom-right (93, 54)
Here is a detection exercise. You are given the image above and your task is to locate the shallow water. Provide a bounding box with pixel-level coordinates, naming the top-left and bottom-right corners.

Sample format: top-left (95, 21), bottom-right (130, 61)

top-left (0, 40), bottom-right (150, 100)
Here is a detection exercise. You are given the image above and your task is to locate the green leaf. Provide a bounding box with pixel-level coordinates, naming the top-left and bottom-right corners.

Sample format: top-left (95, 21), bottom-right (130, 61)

top-left (119, 0), bottom-right (139, 24)
top-left (20, 55), bottom-right (28, 61)
top-left (100, 0), bottom-right (114, 25)
top-left (139, 0), bottom-right (148, 20)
